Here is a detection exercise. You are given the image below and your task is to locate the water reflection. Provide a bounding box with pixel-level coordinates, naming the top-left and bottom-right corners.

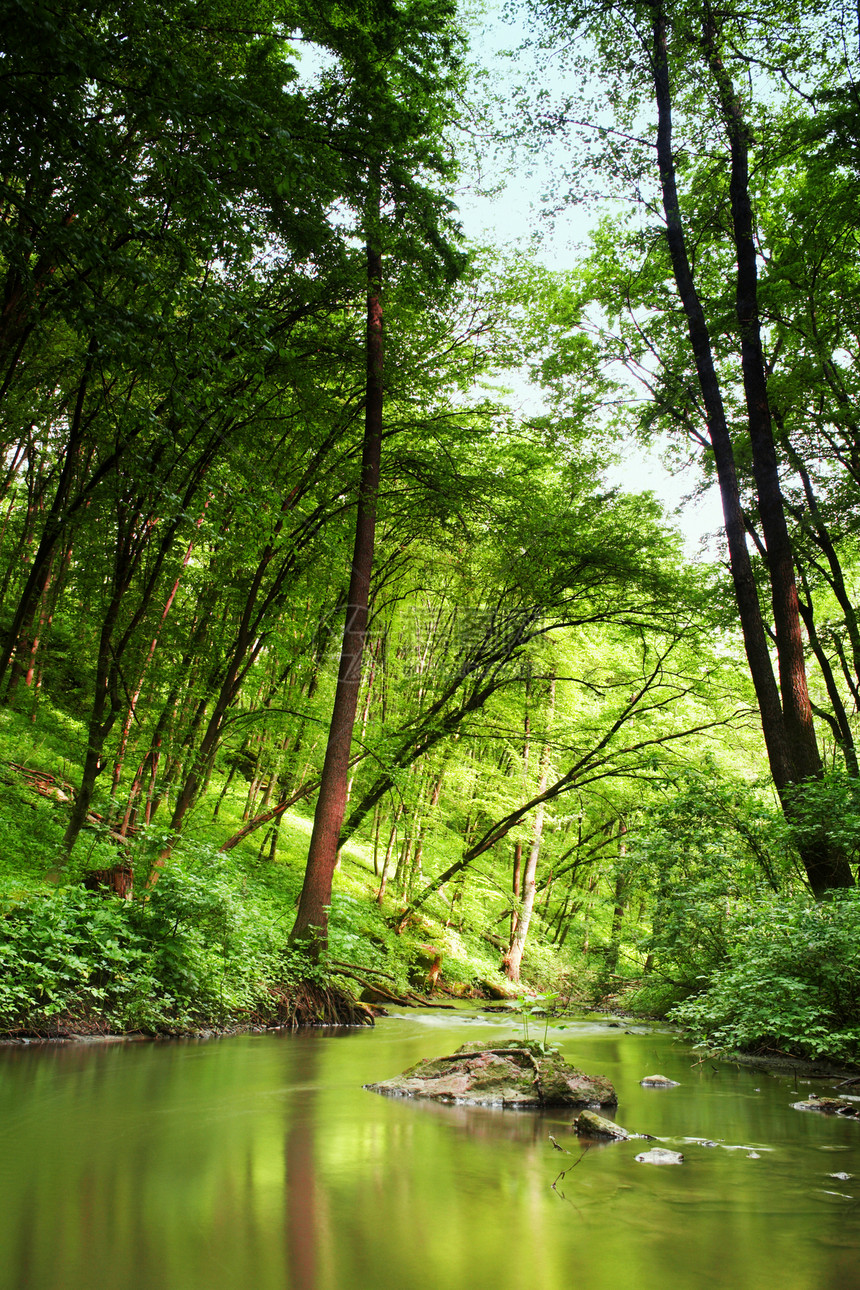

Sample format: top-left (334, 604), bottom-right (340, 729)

top-left (1, 1016), bottom-right (860, 1290)
top-left (285, 1037), bottom-right (321, 1290)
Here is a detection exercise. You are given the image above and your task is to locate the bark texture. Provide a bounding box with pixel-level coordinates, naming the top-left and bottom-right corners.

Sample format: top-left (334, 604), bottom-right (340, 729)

top-left (650, 2), bottom-right (853, 893)
top-left (290, 232), bottom-right (384, 952)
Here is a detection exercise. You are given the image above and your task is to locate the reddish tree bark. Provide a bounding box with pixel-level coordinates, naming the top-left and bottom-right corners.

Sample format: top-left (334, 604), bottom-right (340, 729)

top-left (289, 231), bottom-right (384, 953)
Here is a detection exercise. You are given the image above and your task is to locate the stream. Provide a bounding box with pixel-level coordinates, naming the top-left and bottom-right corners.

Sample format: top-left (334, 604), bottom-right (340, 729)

top-left (1, 1008), bottom-right (859, 1290)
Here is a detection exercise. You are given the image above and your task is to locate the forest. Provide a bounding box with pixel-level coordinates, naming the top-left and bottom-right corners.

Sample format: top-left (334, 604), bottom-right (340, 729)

top-left (1, 0), bottom-right (860, 1064)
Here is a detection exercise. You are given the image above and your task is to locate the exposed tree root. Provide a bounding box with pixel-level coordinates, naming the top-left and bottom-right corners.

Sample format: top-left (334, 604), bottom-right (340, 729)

top-left (267, 981), bottom-right (375, 1028)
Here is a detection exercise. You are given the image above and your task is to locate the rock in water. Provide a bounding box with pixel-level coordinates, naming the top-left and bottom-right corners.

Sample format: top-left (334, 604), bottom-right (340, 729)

top-left (792, 1097), bottom-right (860, 1117)
top-left (635, 1148), bottom-right (684, 1165)
top-left (364, 1041), bottom-right (617, 1108)
top-left (574, 1110), bottom-right (629, 1140)
top-left (640, 1074), bottom-right (680, 1088)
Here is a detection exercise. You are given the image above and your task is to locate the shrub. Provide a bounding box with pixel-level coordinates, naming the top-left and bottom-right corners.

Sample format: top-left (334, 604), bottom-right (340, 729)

top-left (0, 846), bottom-right (291, 1032)
top-left (0, 886), bottom-right (157, 1029)
top-left (671, 891), bottom-right (860, 1062)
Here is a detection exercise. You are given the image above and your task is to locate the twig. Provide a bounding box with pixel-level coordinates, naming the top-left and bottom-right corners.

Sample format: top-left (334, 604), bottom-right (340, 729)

top-left (552, 1144), bottom-right (591, 1199)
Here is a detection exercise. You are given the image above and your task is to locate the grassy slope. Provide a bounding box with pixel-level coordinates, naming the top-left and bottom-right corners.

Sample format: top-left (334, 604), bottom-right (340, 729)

top-left (0, 700), bottom-right (565, 1036)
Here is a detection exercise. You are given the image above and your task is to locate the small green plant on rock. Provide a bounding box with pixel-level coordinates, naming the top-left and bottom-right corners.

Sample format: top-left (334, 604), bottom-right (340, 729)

top-left (517, 991), bottom-right (561, 1051)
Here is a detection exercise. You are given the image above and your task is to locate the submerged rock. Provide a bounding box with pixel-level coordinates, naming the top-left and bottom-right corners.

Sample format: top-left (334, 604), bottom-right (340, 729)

top-left (364, 1041), bottom-right (617, 1108)
top-left (792, 1097), bottom-right (860, 1117)
top-left (574, 1109), bottom-right (629, 1140)
top-left (640, 1074), bottom-right (680, 1088)
top-left (635, 1147), bottom-right (684, 1165)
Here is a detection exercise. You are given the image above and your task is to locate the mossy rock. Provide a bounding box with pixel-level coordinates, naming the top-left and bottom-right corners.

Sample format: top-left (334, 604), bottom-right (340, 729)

top-left (640, 1074), bottom-right (680, 1088)
top-left (364, 1041), bottom-right (617, 1108)
top-left (574, 1109), bottom-right (629, 1140)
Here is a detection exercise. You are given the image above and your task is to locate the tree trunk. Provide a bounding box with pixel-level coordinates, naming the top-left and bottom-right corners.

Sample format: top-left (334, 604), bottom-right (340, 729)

top-left (651, 2), bottom-right (853, 893)
top-left (290, 216), bottom-right (384, 954)
top-left (503, 678), bottom-right (555, 983)
top-left (510, 841), bottom-right (523, 943)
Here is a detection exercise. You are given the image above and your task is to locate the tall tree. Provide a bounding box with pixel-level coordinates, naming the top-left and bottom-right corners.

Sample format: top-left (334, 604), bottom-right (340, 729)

top-left (288, 0), bottom-right (467, 952)
top-left (523, 0), bottom-right (855, 892)
top-left (290, 192), bottom-right (386, 947)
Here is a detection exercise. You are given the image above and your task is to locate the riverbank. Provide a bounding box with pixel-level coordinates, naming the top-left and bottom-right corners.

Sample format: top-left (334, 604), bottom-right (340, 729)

top-left (6, 999), bottom-right (860, 1084)
top-left (3, 718), bottom-right (859, 1067)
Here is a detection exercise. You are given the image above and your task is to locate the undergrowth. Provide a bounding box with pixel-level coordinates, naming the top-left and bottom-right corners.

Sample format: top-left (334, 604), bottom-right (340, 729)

top-left (670, 892), bottom-right (860, 1063)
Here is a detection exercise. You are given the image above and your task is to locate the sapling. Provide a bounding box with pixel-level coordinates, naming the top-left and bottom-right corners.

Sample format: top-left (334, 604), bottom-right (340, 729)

top-left (517, 990), bottom-right (561, 1051)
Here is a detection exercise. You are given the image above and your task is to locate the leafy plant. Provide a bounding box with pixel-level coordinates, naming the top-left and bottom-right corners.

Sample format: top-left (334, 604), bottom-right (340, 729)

top-left (671, 892), bottom-right (860, 1061)
top-left (517, 990), bottom-right (561, 1050)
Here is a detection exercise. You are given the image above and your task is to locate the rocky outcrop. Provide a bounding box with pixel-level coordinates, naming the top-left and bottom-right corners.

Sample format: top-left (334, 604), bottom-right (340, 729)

top-left (640, 1074), bottom-right (680, 1088)
top-left (792, 1096), bottom-right (860, 1117)
top-left (364, 1041), bottom-right (617, 1108)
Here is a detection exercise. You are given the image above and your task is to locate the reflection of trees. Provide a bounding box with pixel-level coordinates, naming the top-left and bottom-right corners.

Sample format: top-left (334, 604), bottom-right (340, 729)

top-left (284, 1036), bottom-right (324, 1290)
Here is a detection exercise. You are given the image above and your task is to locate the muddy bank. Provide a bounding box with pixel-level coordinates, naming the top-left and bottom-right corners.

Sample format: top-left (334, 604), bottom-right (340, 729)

top-left (723, 1048), bottom-right (860, 1082)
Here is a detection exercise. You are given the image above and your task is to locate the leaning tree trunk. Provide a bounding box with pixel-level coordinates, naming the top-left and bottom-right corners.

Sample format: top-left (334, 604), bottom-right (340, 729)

top-left (289, 219), bottom-right (384, 956)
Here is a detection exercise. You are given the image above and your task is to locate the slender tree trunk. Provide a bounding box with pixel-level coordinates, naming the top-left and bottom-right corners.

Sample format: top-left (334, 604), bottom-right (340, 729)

top-left (651, 2), bottom-right (853, 893)
top-left (375, 802), bottom-right (403, 905)
top-left (110, 506), bottom-right (206, 806)
top-left (509, 842), bottom-right (523, 944)
top-left (62, 586), bottom-right (126, 851)
top-left (609, 818), bottom-right (628, 971)
top-left (290, 214), bottom-right (384, 954)
top-left (503, 678), bottom-right (555, 983)
top-left (0, 340), bottom-right (96, 693)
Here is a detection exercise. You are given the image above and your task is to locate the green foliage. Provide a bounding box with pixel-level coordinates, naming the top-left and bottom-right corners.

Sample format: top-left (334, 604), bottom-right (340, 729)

top-left (327, 891), bottom-right (412, 991)
top-left (0, 887), bottom-right (155, 1029)
top-left (132, 850), bottom-right (287, 1023)
top-left (782, 773), bottom-right (860, 875)
top-left (672, 892), bottom-right (860, 1062)
top-left (0, 846), bottom-right (292, 1033)
top-left (619, 771), bottom-right (788, 999)
top-left (517, 990), bottom-right (560, 1048)
top-left (2, 0), bottom-right (858, 1061)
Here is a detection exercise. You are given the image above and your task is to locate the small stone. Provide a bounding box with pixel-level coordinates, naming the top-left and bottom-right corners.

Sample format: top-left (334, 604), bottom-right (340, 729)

top-left (635, 1147), bottom-right (684, 1165)
top-left (575, 1110), bottom-right (629, 1140)
top-left (640, 1074), bottom-right (680, 1088)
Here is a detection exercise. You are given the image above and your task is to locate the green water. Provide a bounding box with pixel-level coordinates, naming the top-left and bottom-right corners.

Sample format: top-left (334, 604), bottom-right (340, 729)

top-left (1, 1009), bottom-right (859, 1290)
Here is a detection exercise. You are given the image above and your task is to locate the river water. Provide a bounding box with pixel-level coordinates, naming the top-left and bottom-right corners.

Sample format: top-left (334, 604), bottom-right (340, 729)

top-left (1, 1008), bottom-right (859, 1290)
